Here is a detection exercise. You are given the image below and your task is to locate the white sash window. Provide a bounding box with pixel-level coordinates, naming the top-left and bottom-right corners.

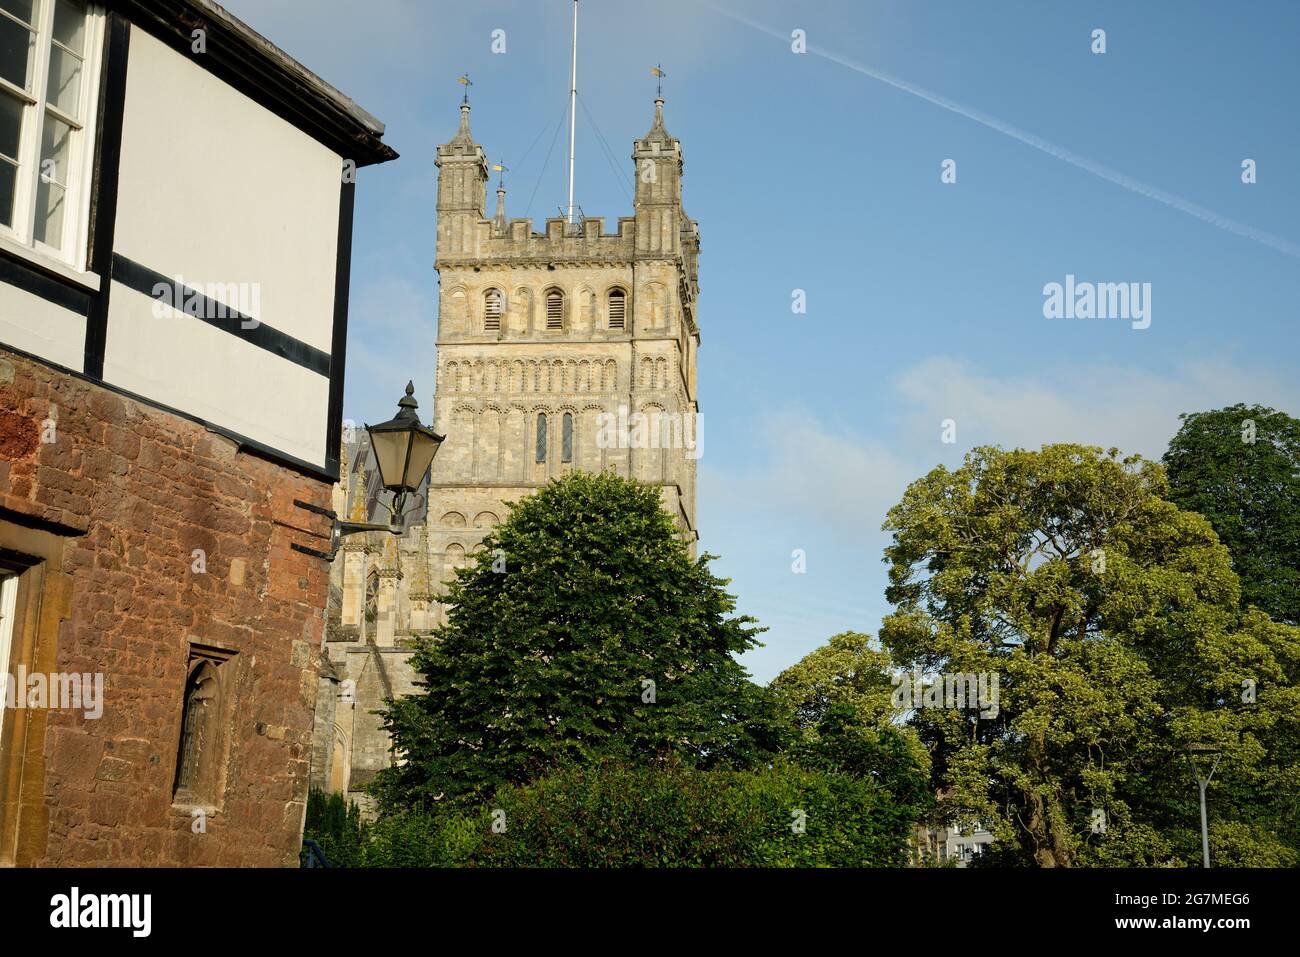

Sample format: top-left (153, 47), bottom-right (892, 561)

top-left (0, 0), bottom-right (104, 268)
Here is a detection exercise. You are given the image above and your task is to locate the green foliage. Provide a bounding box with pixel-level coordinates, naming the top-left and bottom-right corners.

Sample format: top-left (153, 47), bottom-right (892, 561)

top-left (302, 788), bottom-right (367, 868)
top-left (345, 761), bottom-right (913, 868)
top-left (770, 631), bottom-right (933, 822)
top-left (791, 703), bottom-right (934, 825)
top-left (880, 443), bottom-right (1300, 867)
top-left (373, 471), bottom-right (786, 812)
top-left (360, 806), bottom-right (484, 868)
top-left (1163, 403), bottom-right (1300, 625)
top-left (770, 631), bottom-right (898, 731)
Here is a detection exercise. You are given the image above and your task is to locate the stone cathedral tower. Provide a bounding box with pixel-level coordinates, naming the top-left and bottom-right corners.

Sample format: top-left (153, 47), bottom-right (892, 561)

top-left (313, 95), bottom-right (703, 807)
top-left (425, 95), bottom-right (701, 579)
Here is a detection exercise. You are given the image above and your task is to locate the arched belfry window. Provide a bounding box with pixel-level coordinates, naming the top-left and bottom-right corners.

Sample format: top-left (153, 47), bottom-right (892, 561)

top-left (608, 289), bottom-right (626, 329)
top-left (546, 289), bottom-right (564, 330)
top-left (536, 413), bottom-right (548, 463)
top-left (562, 412), bottom-right (574, 463)
top-left (484, 288), bottom-right (503, 331)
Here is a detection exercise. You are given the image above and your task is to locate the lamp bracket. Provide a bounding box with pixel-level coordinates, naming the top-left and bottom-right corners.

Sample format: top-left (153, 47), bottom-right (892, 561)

top-left (289, 499), bottom-right (402, 562)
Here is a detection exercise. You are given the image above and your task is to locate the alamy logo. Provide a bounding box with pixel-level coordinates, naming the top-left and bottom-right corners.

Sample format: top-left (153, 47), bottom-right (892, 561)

top-left (50, 887), bottom-right (151, 938)
top-left (0, 668), bottom-right (103, 720)
top-left (595, 405), bottom-right (703, 459)
top-left (892, 671), bottom-right (1000, 719)
top-left (1042, 274), bottom-right (1151, 330)
top-left (151, 275), bottom-right (261, 329)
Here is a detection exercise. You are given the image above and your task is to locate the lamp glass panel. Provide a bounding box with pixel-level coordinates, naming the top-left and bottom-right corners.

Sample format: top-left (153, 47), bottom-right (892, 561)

top-left (370, 430), bottom-right (412, 490)
top-left (404, 431), bottom-right (441, 488)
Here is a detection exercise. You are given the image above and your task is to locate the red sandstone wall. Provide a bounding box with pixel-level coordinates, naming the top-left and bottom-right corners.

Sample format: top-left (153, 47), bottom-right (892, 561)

top-left (0, 349), bottom-right (332, 867)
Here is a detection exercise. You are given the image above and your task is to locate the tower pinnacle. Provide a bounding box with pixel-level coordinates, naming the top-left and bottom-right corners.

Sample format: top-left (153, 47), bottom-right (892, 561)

top-left (493, 185), bottom-right (507, 232)
top-left (436, 97), bottom-right (488, 256)
top-left (452, 101), bottom-right (474, 146)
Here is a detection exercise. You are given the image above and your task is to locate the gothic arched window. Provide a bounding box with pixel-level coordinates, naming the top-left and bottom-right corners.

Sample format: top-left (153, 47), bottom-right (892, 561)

top-left (445, 543), bottom-right (466, 576)
top-left (173, 650), bottom-right (233, 805)
top-left (447, 288), bottom-right (468, 327)
top-left (545, 289), bottom-right (564, 330)
top-left (175, 661), bottom-right (218, 794)
top-left (562, 412), bottom-right (574, 463)
top-left (536, 413), bottom-right (548, 463)
top-left (484, 288), bottom-right (503, 331)
top-left (608, 288), bottom-right (626, 330)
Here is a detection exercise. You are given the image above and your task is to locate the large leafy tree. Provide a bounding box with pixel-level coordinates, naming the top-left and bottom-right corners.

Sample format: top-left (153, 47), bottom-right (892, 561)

top-left (770, 631), bottom-right (898, 732)
top-left (881, 444), bottom-right (1300, 867)
top-left (1163, 403), bottom-right (1300, 625)
top-left (374, 471), bottom-right (786, 811)
top-left (770, 632), bottom-right (933, 825)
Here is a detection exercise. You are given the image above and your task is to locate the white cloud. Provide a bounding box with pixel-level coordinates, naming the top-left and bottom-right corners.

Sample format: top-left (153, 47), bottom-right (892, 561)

top-left (700, 406), bottom-right (916, 537)
top-left (894, 355), bottom-right (1300, 460)
top-left (705, 356), bottom-right (1300, 541)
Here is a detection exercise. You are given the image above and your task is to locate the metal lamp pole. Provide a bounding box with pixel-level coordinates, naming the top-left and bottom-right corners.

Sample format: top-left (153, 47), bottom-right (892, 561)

top-left (1188, 744), bottom-right (1222, 869)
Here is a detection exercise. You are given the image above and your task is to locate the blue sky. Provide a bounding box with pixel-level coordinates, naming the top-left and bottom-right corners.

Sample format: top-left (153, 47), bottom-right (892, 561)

top-left (224, 0), bottom-right (1300, 682)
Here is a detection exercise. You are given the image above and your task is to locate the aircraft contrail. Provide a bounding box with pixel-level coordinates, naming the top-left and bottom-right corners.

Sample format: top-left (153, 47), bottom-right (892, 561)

top-left (708, 4), bottom-right (1300, 261)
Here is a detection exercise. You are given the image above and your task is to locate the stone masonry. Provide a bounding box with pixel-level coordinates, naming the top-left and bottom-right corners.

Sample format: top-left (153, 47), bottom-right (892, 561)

top-left (0, 349), bottom-right (334, 866)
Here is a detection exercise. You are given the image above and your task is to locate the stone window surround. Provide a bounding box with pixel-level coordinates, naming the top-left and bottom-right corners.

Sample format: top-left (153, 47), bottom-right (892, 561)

top-left (169, 643), bottom-right (237, 817)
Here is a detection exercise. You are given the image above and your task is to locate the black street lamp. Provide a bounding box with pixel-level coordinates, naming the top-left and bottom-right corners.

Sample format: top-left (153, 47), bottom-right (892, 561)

top-left (292, 382), bottom-right (444, 561)
top-left (365, 381), bottom-right (444, 524)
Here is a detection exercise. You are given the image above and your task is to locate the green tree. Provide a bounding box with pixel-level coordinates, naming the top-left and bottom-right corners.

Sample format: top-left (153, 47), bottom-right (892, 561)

top-left (302, 789), bottom-right (367, 867)
top-left (1163, 403), bottom-right (1300, 625)
top-left (881, 444), bottom-right (1299, 867)
top-left (374, 471), bottom-right (786, 811)
top-left (770, 631), bottom-right (898, 732)
top-left (1162, 407), bottom-right (1300, 863)
top-left (790, 704), bottom-right (933, 828)
top-left (770, 631), bottom-right (932, 820)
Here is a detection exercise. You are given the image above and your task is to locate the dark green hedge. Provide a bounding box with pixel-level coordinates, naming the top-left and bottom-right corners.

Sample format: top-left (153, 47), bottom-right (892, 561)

top-left (309, 759), bottom-right (914, 867)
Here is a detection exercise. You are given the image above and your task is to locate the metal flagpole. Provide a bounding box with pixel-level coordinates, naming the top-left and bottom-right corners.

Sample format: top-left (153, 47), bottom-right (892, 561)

top-left (567, 0), bottom-right (578, 225)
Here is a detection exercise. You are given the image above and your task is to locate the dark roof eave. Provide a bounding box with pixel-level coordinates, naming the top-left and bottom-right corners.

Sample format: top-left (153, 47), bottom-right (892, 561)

top-left (111, 0), bottom-right (398, 167)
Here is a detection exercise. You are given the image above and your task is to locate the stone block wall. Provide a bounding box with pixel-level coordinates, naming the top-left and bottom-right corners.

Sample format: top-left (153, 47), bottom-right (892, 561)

top-left (0, 349), bottom-right (333, 867)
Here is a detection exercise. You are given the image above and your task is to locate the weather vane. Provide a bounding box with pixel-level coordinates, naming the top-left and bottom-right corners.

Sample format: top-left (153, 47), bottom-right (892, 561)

top-left (651, 63), bottom-right (667, 98)
top-left (457, 73), bottom-right (472, 104)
